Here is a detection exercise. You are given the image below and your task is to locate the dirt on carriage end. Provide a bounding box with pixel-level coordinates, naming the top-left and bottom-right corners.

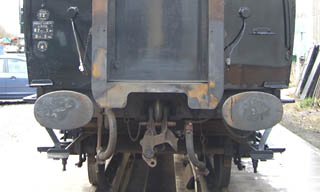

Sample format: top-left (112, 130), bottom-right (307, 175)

top-left (281, 62), bottom-right (320, 149)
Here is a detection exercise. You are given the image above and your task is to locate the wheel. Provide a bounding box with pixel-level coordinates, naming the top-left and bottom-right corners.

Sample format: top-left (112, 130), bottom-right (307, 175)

top-left (87, 154), bottom-right (104, 186)
top-left (87, 154), bottom-right (98, 186)
top-left (213, 154), bottom-right (232, 189)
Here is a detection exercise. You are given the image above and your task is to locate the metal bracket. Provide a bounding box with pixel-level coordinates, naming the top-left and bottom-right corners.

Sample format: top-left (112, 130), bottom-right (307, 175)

top-left (258, 128), bottom-right (272, 151)
top-left (250, 128), bottom-right (274, 161)
top-left (39, 128), bottom-right (90, 160)
top-left (140, 128), bottom-right (178, 156)
top-left (140, 107), bottom-right (178, 167)
top-left (249, 128), bottom-right (285, 173)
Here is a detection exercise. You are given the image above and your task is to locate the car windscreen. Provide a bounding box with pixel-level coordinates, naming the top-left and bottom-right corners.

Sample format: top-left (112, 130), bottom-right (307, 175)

top-left (0, 59), bottom-right (4, 73)
top-left (7, 59), bottom-right (27, 73)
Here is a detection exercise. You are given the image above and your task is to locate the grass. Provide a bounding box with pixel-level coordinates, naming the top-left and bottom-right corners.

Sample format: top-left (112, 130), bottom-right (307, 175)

top-left (299, 97), bottom-right (320, 108)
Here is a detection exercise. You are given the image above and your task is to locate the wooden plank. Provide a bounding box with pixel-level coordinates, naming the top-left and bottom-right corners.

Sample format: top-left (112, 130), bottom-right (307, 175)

top-left (296, 45), bottom-right (319, 97)
top-left (312, 76), bottom-right (320, 99)
top-left (308, 67), bottom-right (320, 98)
top-left (300, 51), bottom-right (320, 99)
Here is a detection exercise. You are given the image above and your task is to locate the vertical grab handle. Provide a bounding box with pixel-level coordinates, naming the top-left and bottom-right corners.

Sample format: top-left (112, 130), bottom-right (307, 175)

top-left (67, 7), bottom-right (85, 72)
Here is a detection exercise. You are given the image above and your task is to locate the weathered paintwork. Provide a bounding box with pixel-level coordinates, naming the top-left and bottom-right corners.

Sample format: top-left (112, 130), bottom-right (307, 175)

top-left (24, 0), bottom-right (92, 90)
top-left (91, 0), bottom-right (224, 110)
top-left (222, 92), bottom-right (283, 131)
top-left (24, 0), bottom-right (295, 99)
top-left (34, 90), bottom-right (94, 130)
top-left (224, 0), bottom-right (295, 89)
top-left (24, 0), bottom-right (295, 114)
top-left (22, 1), bottom-right (296, 189)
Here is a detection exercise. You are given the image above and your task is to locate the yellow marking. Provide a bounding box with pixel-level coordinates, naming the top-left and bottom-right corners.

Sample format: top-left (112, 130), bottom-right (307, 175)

top-left (92, 49), bottom-right (105, 78)
top-left (209, 81), bottom-right (215, 88)
top-left (187, 84), bottom-right (208, 107)
top-left (209, 95), bottom-right (219, 108)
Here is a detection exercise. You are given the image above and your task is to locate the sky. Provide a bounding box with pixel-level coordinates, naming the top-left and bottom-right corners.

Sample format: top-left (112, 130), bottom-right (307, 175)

top-left (0, 0), bottom-right (22, 36)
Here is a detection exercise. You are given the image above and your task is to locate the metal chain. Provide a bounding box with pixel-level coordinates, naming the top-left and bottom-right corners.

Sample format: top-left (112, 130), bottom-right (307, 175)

top-left (200, 123), bottom-right (207, 165)
top-left (126, 119), bottom-right (141, 142)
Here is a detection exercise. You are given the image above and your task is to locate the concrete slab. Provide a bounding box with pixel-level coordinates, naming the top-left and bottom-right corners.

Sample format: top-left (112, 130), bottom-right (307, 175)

top-left (229, 124), bottom-right (320, 192)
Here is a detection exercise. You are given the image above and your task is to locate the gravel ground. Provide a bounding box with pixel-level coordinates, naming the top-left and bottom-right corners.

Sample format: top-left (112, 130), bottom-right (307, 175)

top-left (281, 108), bottom-right (320, 149)
top-left (280, 62), bottom-right (320, 150)
top-left (281, 87), bottom-right (320, 149)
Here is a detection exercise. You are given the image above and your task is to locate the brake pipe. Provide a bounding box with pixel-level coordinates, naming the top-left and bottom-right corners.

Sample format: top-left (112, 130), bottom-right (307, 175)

top-left (96, 109), bottom-right (117, 163)
top-left (185, 122), bottom-right (206, 169)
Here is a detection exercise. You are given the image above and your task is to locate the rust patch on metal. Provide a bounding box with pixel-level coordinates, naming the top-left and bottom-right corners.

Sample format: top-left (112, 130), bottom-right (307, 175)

top-left (222, 96), bottom-right (236, 127)
top-left (225, 64), bottom-right (291, 86)
top-left (210, 0), bottom-right (224, 20)
top-left (92, 49), bottom-right (105, 78)
top-left (97, 83), bottom-right (128, 108)
top-left (92, 0), bottom-right (107, 18)
top-left (92, 63), bottom-right (100, 78)
top-left (209, 81), bottom-right (215, 88)
top-left (209, 95), bottom-right (219, 108)
top-left (95, 82), bottom-right (220, 109)
top-left (187, 84), bottom-right (209, 105)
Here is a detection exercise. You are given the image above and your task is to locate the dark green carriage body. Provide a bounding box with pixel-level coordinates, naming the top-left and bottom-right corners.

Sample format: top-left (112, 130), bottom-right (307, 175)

top-left (23, 0), bottom-right (295, 189)
top-left (24, 0), bottom-right (295, 109)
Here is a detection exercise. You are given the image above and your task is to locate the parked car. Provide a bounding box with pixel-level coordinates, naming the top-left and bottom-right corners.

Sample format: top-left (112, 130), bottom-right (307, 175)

top-left (0, 54), bottom-right (36, 99)
top-left (4, 45), bottom-right (19, 53)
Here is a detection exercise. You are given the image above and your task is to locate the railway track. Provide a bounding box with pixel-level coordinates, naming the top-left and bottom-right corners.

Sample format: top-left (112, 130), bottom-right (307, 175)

top-left (92, 154), bottom-right (229, 192)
